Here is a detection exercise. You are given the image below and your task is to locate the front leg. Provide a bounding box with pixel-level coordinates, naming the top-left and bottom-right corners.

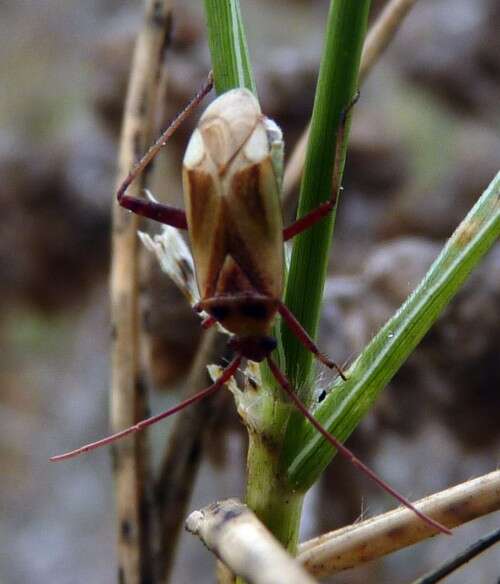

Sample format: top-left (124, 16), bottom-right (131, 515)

top-left (116, 72), bottom-right (214, 229)
top-left (118, 187), bottom-right (188, 229)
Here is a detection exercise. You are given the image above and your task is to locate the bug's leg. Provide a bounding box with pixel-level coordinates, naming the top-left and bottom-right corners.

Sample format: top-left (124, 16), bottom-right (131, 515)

top-left (266, 356), bottom-right (451, 536)
top-left (278, 302), bottom-right (347, 380)
top-left (50, 353), bottom-right (241, 462)
top-left (117, 71), bottom-right (214, 228)
top-left (283, 91), bottom-right (360, 242)
top-left (282, 196), bottom-right (339, 241)
top-left (118, 190), bottom-right (189, 228)
top-left (201, 315), bottom-right (217, 329)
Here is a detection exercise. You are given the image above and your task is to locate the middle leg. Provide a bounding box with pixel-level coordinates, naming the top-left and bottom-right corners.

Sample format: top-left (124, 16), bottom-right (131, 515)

top-left (283, 91), bottom-right (360, 241)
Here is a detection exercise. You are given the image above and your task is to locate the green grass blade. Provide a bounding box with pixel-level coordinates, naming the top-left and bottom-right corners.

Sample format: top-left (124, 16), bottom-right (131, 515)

top-left (281, 0), bottom-right (371, 400)
top-left (203, 0), bottom-right (256, 94)
top-left (284, 171), bottom-right (500, 491)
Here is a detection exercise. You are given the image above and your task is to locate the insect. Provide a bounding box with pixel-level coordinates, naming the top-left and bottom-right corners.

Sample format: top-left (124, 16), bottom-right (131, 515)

top-left (51, 73), bottom-right (450, 535)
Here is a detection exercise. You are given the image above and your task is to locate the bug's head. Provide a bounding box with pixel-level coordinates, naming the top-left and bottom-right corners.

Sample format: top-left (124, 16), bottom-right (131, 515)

top-left (228, 335), bottom-right (277, 362)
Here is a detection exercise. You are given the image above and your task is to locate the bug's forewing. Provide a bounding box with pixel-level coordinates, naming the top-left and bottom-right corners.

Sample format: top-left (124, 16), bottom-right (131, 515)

top-left (182, 89), bottom-right (284, 302)
top-left (224, 122), bottom-right (284, 299)
top-left (182, 129), bottom-right (225, 299)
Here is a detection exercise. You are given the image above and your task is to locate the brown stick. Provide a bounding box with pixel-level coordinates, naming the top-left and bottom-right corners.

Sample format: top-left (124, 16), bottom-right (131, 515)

top-left (110, 1), bottom-right (173, 582)
top-left (186, 499), bottom-right (318, 584)
top-left (282, 0), bottom-right (419, 199)
top-left (154, 328), bottom-right (222, 583)
top-left (298, 470), bottom-right (500, 579)
top-left (360, 0), bottom-right (419, 80)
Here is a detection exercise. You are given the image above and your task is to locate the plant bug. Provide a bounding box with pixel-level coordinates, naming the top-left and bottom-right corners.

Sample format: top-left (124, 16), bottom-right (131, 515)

top-left (51, 73), bottom-right (450, 535)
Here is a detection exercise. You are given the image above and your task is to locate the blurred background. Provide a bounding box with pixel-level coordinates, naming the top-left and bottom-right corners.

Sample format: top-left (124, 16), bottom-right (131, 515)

top-left (1, 0), bottom-right (499, 582)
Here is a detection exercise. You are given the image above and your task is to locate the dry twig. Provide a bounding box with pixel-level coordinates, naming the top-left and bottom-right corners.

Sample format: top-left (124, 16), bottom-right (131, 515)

top-left (298, 470), bottom-right (500, 579)
top-left (186, 499), bottom-right (318, 584)
top-left (110, 1), bottom-right (173, 582)
top-left (154, 328), bottom-right (222, 582)
top-left (282, 0), bottom-right (419, 198)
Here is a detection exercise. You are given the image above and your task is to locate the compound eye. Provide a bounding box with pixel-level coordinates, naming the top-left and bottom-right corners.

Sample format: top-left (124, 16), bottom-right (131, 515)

top-left (240, 302), bottom-right (268, 320)
top-left (262, 336), bottom-right (277, 353)
top-left (210, 304), bottom-right (230, 321)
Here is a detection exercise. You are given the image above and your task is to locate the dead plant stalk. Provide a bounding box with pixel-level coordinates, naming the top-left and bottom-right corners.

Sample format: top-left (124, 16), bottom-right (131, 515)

top-left (110, 1), bottom-right (173, 582)
top-left (298, 470), bottom-right (500, 579)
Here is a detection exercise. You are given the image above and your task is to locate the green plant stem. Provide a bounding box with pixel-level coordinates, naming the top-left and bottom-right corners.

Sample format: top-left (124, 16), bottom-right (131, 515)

top-left (202, 0), bottom-right (301, 560)
top-left (284, 171), bottom-right (500, 490)
top-left (245, 423), bottom-right (304, 553)
top-left (203, 0), bottom-right (256, 94)
top-left (282, 0), bottom-right (371, 402)
top-left (247, 0), bottom-right (370, 556)
top-left (204, 0), bottom-right (371, 560)
top-left (202, 0), bottom-right (375, 565)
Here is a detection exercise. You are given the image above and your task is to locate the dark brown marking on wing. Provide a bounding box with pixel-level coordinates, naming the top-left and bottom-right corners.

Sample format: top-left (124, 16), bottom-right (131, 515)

top-left (186, 169), bottom-right (213, 233)
top-left (231, 163), bottom-right (269, 231)
top-left (204, 224), bottom-right (226, 298)
top-left (185, 168), bottom-right (225, 298)
top-left (214, 255), bottom-right (257, 297)
top-left (225, 229), bottom-right (269, 294)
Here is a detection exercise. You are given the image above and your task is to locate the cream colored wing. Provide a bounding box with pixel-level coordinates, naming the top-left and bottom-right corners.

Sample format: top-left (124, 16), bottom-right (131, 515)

top-left (182, 88), bottom-right (284, 301)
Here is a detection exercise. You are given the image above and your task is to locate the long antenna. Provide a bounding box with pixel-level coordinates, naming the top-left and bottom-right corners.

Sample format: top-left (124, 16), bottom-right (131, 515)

top-left (116, 71), bottom-right (214, 205)
top-left (50, 354), bottom-right (241, 462)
